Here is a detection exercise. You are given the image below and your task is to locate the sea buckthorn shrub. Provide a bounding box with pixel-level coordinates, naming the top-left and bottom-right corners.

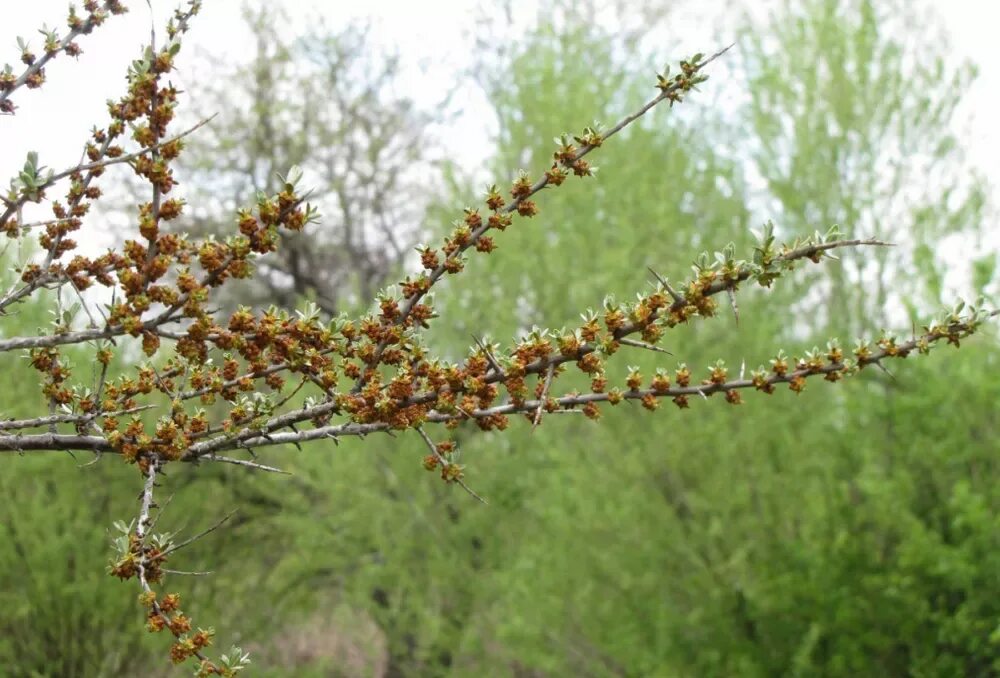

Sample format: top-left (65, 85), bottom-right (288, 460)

top-left (0, 2), bottom-right (993, 674)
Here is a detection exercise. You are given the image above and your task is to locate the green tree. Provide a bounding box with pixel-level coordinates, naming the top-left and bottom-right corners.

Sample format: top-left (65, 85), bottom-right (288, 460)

top-left (742, 0), bottom-right (989, 334)
top-left (410, 1), bottom-right (999, 675)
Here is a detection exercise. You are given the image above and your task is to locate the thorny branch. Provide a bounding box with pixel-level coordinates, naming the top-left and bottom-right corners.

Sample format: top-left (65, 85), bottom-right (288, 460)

top-left (353, 44), bottom-right (734, 390)
top-left (0, 1), bottom-right (129, 114)
top-left (118, 454), bottom-right (221, 670)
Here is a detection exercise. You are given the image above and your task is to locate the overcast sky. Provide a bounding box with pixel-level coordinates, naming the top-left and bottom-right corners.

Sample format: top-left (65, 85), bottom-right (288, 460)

top-left (2, 1), bottom-right (997, 229)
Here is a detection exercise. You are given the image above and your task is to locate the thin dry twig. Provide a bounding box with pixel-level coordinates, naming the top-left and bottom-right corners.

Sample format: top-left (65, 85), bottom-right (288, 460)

top-left (158, 510), bottom-right (238, 560)
top-left (204, 454), bottom-right (290, 474)
top-left (533, 364), bottom-right (555, 430)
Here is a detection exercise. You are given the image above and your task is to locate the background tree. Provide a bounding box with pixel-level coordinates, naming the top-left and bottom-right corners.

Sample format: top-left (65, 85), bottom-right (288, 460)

top-left (410, 0), bottom-right (999, 674)
top-left (173, 4), bottom-right (445, 315)
top-left (742, 0), bottom-right (989, 335)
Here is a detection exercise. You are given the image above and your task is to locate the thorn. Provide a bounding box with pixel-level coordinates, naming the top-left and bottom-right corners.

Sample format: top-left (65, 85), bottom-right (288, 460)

top-left (457, 479), bottom-right (489, 505)
top-left (532, 364), bottom-right (555, 431)
top-left (206, 455), bottom-right (289, 474)
top-left (78, 451), bottom-right (102, 468)
top-left (619, 337), bottom-right (673, 356)
top-left (472, 334), bottom-right (505, 378)
top-left (288, 423), bottom-right (303, 451)
top-left (648, 267), bottom-right (684, 305)
top-left (162, 568), bottom-right (213, 576)
top-left (874, 361), bottom-right (896, 382)
top-left (158, 510), bottom-right (239, 560)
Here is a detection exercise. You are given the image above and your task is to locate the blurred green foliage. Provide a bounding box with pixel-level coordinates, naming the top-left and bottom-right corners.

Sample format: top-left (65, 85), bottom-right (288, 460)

top-left (0, 0), bottom-right (996, 676)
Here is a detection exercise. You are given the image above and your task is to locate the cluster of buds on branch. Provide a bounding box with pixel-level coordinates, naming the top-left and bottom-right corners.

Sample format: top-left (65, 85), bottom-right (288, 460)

top-left (0, 2), bottom-right (993, 673)
top-left (0, 1), bottom-right (128, 114)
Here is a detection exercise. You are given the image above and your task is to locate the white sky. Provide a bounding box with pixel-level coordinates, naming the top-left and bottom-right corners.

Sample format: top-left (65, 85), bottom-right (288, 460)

top-left (1, 1), bottom-right (997, 230)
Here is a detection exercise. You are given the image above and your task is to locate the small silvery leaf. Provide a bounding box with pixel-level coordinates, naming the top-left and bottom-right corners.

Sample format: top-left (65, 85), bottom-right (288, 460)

top-left (282, 165), bottom-right (303, 189)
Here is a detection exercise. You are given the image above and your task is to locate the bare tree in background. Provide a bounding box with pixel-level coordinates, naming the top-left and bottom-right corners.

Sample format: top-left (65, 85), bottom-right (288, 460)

top-left (179, 6), bottom-right (444, 315)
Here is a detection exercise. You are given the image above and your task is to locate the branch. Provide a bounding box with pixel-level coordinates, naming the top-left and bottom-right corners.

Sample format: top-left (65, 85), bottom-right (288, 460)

top-left (0, 1), bottom-right (128, 113)
top-left (355, 46), bottom-right (733, 389)
top-left (415, 427), bottom-right (488, 504)
top-left (3, 309), bottom-right (988, 458)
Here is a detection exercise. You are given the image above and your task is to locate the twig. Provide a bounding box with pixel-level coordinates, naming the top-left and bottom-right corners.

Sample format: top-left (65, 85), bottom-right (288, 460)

top-left (130, 452), bottom-right (213, 665)
top-left (415, 427), bottom-right (488, 505)
top-left (532, 364), bottom-right (555, 430)
top-left (158, 510), bottom-right (238, 559)
top-left (0, 405), bottom-right (153, 432)
top-left (135, 454), bottom-right (161, 560)
top-left (204, 455), bottom-right (290, 474)
top-left (0, 1), bottom-right (127, 109)
top-left (1, 116), bottom-right (216, 226)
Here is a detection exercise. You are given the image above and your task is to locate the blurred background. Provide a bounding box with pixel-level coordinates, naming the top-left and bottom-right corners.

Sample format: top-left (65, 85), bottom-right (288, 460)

top-left (1, 0), bottom-right (998, 675)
